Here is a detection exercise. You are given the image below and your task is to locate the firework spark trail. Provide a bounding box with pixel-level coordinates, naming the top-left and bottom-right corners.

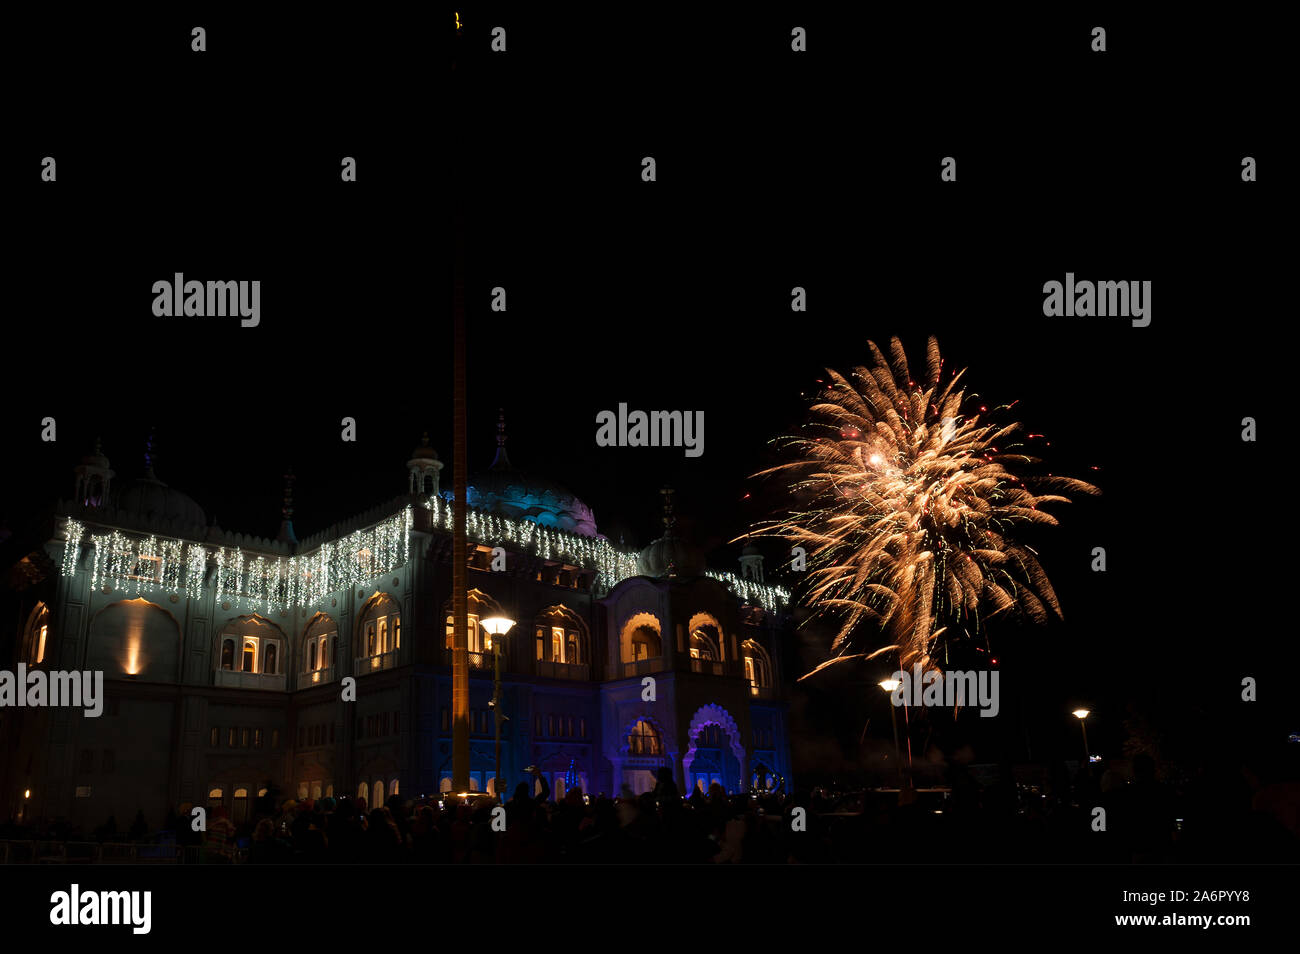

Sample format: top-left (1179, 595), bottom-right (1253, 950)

top-left (754, 336), bottom-right (1098, 679)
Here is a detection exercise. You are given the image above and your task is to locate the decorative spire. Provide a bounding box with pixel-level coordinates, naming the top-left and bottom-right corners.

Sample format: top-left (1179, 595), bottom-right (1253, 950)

top-left (660, 485), bottom-right (676, 536)
top-left (490, 407), bottom-right (512, 470)
top-left (282, 468), bottom-right (295, 521)
top-left (143, 427), bottom-right (157, 480)
top-left (277, 467), bottom-right (298, 545)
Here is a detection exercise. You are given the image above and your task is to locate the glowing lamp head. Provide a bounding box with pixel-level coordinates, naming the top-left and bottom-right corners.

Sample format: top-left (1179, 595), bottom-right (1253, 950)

top-left (879, 679), bottom-right (901, 692)
top-left (1072, 708), bottom-right (1090, 720)
top-left (24, 790), bottom-right (31, 799)
top-left (479, 616), bottom-right (516, 636)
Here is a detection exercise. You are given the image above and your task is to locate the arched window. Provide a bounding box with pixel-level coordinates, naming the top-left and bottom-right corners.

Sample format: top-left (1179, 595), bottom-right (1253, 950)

top-left (443, 590), bottom-right (504, 659)
top-left (216, 616), bottom-right (284, 681)
top-left (25, 605), bottom-right (51, 666)
top-left (445, 614), bottom-right (492, 654)
top-left (207, 787), bottom-right (224, 812)
top-left (359, 595), bottom-right (401, 661)
top-left (533, 606), bottom-right (589, 666)
top-left (233, 787), bottom-right (249, 823)
top-left (631, 627), bottom-right (660, 661)
top-left (619, 613), bottom-right (663, 665)
top-left (390, 778), bottom-right (399, 797)
top-left (628, 719), bottom-right (662, 756)
top-left (689, 613), bottom-right (726, 662)
top-left (357, 781), bottom-right (369, 806)
top-left (690, 630), bottom-right (718, 660)
top-left (742, 639), bottom-right (773, 694)
top-left (373, 780), bottom-right (385, 806)
top-left (302, 614), bottom-right (338, 683)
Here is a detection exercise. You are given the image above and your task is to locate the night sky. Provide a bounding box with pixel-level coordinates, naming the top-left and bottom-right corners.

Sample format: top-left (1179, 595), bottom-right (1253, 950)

top-left (4, 8), bottom-right (1286, 774)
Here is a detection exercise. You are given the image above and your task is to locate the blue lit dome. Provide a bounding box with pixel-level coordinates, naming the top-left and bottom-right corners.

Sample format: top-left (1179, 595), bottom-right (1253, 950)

top-left (464, 468), bottom-right (599, 537)
top-left (453, 410), bottom-right (599, 537)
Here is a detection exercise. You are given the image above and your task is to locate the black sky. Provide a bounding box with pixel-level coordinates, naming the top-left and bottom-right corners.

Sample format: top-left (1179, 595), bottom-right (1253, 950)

top-left (3, 7), bottom-right (1288, 767)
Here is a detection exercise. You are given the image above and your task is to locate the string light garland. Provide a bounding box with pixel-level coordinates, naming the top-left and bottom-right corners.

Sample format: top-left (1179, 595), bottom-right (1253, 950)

top-left (422, 497), bottom-right (789, 612)
top-left (60, 498), bottom-right (789, 614)
top-left (63, 506), bottom-right (415, 613)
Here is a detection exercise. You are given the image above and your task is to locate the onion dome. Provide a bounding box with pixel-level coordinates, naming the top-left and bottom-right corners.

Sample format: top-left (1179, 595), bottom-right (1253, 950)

top-left (636, 487), bottom-right (705, 578)
top-left (113, 478), bottom-right (207, 531)
top-left (111, 431), bottom-right (207, 533)
top-left (410, 432), bottom-right (440, 461)
top-left (462, 409), bottom-right (599, 536)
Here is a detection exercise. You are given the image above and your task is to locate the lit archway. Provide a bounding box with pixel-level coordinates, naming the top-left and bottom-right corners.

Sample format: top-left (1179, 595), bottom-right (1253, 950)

top-left (741, 639), bottom-right (773, 694)
top-left (358, 593), bottom-right (402, 658)
top-left (687, 611), bottom-right (726, 661)
top-left (302, 612), bottom-right (338, 683)
top-left (681, 704), bottom-right (746, 792)
top-left (619, 611), bottom-right (662, 664)
top-left (535, 604), bottom-right (589, 665)
top-left (618, 713), bottom-right (670, 796)
top-left (23, 603), bottom-right (50, 666)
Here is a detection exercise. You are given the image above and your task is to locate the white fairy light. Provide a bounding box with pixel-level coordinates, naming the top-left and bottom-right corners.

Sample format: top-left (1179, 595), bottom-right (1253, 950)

top-left (186, 543), bottom-right (207, 600)
top-left (62, 500), bottom-right (786, 614)
top-left (61, 518), bottom-right (84, 576)
top-left (420, 498), bottom-right (787, 612)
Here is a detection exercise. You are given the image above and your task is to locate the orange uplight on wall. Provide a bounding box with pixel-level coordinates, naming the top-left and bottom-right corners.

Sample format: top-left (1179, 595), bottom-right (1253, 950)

top-left (125, 617), bottom-right (145, 675)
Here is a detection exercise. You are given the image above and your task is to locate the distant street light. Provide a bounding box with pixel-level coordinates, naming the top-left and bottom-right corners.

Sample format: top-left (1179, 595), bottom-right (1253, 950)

top-left (1072, 708), bottom-right (1091, 761)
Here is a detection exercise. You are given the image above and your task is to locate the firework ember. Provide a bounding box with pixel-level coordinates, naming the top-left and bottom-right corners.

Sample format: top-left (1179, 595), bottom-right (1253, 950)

top-left (758, 336), bottom-right (1098, 679)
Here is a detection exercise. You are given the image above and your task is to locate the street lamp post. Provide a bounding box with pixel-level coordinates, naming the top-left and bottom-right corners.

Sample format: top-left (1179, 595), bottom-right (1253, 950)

top-left (1072, 708), bottom-right (1091, 762)
top-left (879, 679), bottom-right (903, 788)
top-left (481, 616), bottom-right (516, 797)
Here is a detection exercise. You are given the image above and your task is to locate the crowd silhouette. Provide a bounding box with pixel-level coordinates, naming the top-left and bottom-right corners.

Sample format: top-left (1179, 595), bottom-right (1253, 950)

top-left (4, 755), bottom-right (1297, 864)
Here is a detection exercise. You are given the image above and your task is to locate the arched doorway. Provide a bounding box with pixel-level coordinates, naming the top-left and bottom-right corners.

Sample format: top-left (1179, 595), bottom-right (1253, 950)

top-left (620, 717), bottom-right (668, 795)
top-left (687, 723), bottom-right (741, 794)
top-left (682, 704), bottom-right (747, 795)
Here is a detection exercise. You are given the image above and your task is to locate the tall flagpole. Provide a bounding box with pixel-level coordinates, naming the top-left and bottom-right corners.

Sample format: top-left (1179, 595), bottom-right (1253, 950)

top-left (452, 212), bottom-right (470, 793)
top-left (452, 10), bottom-right (470, 791)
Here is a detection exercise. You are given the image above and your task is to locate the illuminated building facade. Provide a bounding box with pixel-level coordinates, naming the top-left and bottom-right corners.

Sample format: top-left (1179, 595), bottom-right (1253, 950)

top-left (1, 427), bottom-right (791, 829)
